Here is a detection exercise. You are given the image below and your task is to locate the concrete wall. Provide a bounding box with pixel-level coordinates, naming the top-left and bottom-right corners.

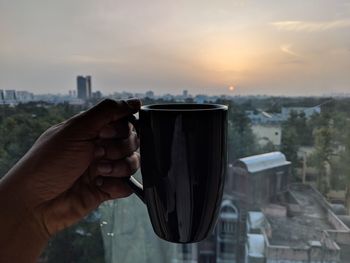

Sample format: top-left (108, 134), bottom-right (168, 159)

top-left (308, 185), bottom-right (350, 232)
top-left (327, 230), bottom-right (350, 245)
top-left (327, 211), bottom-right (349, 231)
top-left (266, 245), bottom-right (308, 262)
top-left (263, 228), bottom-right (340, 263)
top-left (265, 245), bottom-right (339, 263)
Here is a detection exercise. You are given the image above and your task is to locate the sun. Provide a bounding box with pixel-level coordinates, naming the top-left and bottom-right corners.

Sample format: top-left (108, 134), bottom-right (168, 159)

top-left (229, 85), bottom-right (235, 91)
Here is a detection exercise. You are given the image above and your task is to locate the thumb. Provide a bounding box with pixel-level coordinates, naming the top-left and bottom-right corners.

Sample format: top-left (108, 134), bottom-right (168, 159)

top-left (71, 98), bottom-right (141, 133)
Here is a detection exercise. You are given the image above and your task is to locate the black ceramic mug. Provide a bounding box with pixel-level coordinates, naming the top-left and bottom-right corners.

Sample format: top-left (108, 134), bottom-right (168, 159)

top-left (127, 103), bottom-right (227, 243)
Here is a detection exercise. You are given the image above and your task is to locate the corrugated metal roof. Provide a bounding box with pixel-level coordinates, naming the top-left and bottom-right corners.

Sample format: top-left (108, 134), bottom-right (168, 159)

top-left (235, 152), bottom-right (291, 173)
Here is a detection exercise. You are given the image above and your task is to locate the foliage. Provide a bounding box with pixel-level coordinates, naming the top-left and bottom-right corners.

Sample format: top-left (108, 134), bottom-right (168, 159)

top-left (0, 103), bottom-right (105, 263)
top-left (310, 126), bottom-right (334, 193)
top-left (42, 212), bottom-right (105, 263)
top-left (1, 97), bottom-right (350, 257)
top-left (280, 111), bottom-right (312, 177)
top-left (335, 122), bottom-right (350, 213)
top-left (224, 101), bottom-right (258, 161)
top-left (306, 107), bottom-right (350, 195)
top-left (281, 127), bottom-right (299, 171)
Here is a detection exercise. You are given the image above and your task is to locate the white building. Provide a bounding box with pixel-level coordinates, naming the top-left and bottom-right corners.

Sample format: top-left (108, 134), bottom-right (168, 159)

top-left (246, 105), bottom-right (321, 126)
top-left (5, 89), bottom-right (16, 101)
top-left (245, 234), bottom-right (265, 263)
top-left (16, 90), bottom-right (34, 102)
top-left (281, 106), bottom-right (321, 120)
top-left (252, 124), bottom-right (282, 147)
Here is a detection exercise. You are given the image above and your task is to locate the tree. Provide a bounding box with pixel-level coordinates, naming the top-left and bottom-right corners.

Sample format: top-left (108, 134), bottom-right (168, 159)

top-left (42, 213), bottom-right (105, 263)
top-left (226, 101), bottom-right (257, 162)
top-left (258, 140), bottom-right (276, 154)
top-left (281, 112), bottom-right (302, 177)
top-left (0, 103), bottom-right (106, 262)
top-left (337, 123), bottom-right (350, 214)
top-left (281, 127), bottom-right (299, 176)
top-left (310, 126), bottom-right (334, 193)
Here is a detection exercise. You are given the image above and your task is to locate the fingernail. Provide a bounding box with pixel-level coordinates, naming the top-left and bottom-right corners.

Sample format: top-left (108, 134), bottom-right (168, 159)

top-left (96, 177), bottom-right (104, 187)
top-left (95, 146), bottom-right (105, 158)
top-left (126, 99), bottom-right (141, 110)
top-left (97, 162), bottom-right (112, 173)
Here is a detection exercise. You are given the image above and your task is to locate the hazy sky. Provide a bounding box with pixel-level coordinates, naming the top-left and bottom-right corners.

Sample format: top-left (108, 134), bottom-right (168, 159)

top-left (0, 0), bottom-right (349, 95)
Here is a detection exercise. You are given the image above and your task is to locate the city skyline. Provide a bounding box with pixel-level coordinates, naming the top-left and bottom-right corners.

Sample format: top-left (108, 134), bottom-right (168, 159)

top-left (0, 1), bottom-right (349, 96)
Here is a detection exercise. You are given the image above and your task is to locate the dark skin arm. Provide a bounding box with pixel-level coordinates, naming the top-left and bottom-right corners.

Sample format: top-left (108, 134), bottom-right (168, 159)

top-left (0, 99), bottom-right (141, 263)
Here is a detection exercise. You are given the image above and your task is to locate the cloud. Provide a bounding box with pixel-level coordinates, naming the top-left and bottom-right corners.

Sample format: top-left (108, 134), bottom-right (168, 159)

top-left (280, 44), bottom-right (300, 57)
top-left (271, 19), bottom-right (350, 32)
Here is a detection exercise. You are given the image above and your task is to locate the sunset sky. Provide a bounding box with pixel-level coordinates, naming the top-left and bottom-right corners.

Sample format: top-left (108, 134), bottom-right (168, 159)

top-left (0, 0), bottom-right (349, 95)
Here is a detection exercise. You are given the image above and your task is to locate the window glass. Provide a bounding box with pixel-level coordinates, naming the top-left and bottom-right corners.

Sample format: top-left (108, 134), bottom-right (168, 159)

top-left (1, 1), bottom-right (350, 263)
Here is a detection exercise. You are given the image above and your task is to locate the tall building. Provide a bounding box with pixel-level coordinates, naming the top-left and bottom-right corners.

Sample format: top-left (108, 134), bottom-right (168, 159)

top-left (77, 75), bottom-right (92, 100)
top-left (183, 90), bottom-right (188, 98)
top-left (17, 91), bottom-right (34, 102)
top-left (5, 90), bottom-right (16, 101)
top-left (145, 90), bottom-right (155, 98)
top-left (86, 76), bottom-right (92, 99)
top-left (92, 91), bottom-right (102, 100)
top-left (0, 89), bottom-right (4, 101)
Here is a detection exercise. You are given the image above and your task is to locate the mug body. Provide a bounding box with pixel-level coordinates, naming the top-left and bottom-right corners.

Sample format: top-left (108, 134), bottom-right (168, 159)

top-left (139, 104), bottom-right (227, 243)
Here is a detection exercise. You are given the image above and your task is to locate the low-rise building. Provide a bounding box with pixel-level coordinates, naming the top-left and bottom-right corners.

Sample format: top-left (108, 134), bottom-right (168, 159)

top-left (173, 152), bottom-right (350, 263)
top-left (245, 184), bottom-right (350, 263)
top-left (173, 152), bottom-right (291, 263)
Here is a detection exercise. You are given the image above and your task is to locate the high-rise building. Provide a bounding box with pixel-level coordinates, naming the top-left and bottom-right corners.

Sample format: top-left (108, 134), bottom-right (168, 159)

top-left (145, 90), bottom-right (155, 98)
top-left (0, 89), bottom-right (4, 101)
top-left (77, 76), bottom-right (87, 99)
top-left (92, 91), bottom-right (102, 100)
top-left (17, 91), bottom-right (34, 102)
top-left (183, 90), bottom-right (188, 98)
top-left (77, 75), bottom-right (92, 100)
top-left (5, 90), bottom-right (16, 101)
top-left (86, 76), bottom-right (92, 99)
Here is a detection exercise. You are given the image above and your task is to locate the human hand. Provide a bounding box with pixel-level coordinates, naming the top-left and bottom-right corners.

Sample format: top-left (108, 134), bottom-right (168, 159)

top-left (0, 99), bottom-right (141, 262)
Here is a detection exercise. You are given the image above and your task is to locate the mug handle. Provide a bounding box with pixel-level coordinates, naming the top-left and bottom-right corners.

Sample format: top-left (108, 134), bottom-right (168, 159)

top-left (125, 115), bottom-right (145, 203)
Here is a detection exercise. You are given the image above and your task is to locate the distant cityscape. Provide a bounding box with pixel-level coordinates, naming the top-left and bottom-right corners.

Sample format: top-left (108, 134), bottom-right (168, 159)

top-left (0, 75), bottom-right (345, 160)
top-left (0, 75), bottom-right (350, 106)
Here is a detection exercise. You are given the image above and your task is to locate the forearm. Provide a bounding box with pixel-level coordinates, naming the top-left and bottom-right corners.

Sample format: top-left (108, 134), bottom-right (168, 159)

top-left (0, 177), bottom-right (49, 263)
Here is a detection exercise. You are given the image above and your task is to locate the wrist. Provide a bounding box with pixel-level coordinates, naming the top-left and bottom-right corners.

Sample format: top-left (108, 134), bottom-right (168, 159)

top-left (0, 177), bottom-right (49, 262)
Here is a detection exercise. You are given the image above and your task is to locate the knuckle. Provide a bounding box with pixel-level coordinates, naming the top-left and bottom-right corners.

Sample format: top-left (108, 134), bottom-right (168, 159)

top-left (101, 98), bottom-right (117, 106)
top-left (97, 99), bottom-right (119, 114)
top-left (126, 154), bottom-right (140, 174)
top-left (104, 133), bottom-right (138, 159)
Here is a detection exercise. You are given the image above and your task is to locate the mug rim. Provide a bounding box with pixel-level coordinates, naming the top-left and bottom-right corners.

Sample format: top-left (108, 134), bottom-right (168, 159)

top-left (141, 103), bottom-right (228, 112)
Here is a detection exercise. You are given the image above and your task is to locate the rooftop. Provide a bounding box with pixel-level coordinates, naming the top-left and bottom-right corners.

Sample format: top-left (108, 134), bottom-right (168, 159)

top-left (265, 185), bottom-right (335, 248)
top-left (235, 152), bottom-right (291, 173)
